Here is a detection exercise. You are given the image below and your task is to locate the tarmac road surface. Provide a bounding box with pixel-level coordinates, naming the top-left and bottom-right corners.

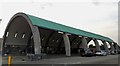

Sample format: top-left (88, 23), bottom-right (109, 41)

top-left (2, 55), bottom-right (119, 64)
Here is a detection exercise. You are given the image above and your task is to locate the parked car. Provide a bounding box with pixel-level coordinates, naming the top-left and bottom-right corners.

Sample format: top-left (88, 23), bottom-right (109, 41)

top-left (114, 50), bottom-right (118, 54)
top-left (118, 50), bottom-right (120, 54)
top-left (79, 48), bottom-right (94, 57)
top-left (110, 50), bottom-right (115, 55)
top-left (112, 50), bottom-right (120, 54)
top-left (95, 50), bottom-right (107, 56)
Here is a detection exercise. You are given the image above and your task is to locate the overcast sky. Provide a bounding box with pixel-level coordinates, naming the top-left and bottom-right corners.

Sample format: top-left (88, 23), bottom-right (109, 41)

top-left (0, 0), bottom-right (119, 46)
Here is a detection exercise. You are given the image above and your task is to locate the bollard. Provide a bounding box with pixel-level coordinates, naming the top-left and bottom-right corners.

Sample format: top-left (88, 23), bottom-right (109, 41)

top-left (8, 54), bottom-right (12, 66)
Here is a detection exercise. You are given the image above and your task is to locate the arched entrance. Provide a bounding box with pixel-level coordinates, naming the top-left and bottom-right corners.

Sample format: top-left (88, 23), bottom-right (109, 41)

top-left (2, 13), bottom-right (41, 56)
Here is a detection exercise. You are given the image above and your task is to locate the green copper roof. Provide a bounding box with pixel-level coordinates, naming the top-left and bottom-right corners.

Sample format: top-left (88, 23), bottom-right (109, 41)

top-left (26, 14), bottom-right (114, 43)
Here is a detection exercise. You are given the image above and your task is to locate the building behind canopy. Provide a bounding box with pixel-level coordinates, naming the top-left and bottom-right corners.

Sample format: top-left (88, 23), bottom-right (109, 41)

top-left (2, 12), bottom-right (120, 57)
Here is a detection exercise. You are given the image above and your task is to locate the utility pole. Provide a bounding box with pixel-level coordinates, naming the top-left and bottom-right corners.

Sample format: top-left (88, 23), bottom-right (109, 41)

top-left (0, 19), bottom-right (2, 24)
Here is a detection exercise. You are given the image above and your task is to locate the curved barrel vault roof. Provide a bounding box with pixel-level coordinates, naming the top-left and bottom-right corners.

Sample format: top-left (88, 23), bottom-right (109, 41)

top-left (4, 12), bottom-right (114, 43)
top-left (24, 13), bottom-right (114, 43)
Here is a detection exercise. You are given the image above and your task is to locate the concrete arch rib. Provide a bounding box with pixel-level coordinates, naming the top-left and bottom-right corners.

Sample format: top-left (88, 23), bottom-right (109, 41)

top-left (2, 12), bottom-right (41, 55)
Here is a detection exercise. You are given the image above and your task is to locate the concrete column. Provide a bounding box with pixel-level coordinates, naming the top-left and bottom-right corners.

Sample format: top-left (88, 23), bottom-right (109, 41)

top-left (108, 42), bottom-right (115, 53)
top-left (32, 26), bottom-right (41, 55)
top-left (63, 33), bottom-right (71, 56)
top-left (81, 37), bottom-right (88, 51)
top-left (93, 39), bottom-right (101, 51)
top-left (102, 41), bottom-right (109, 54)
